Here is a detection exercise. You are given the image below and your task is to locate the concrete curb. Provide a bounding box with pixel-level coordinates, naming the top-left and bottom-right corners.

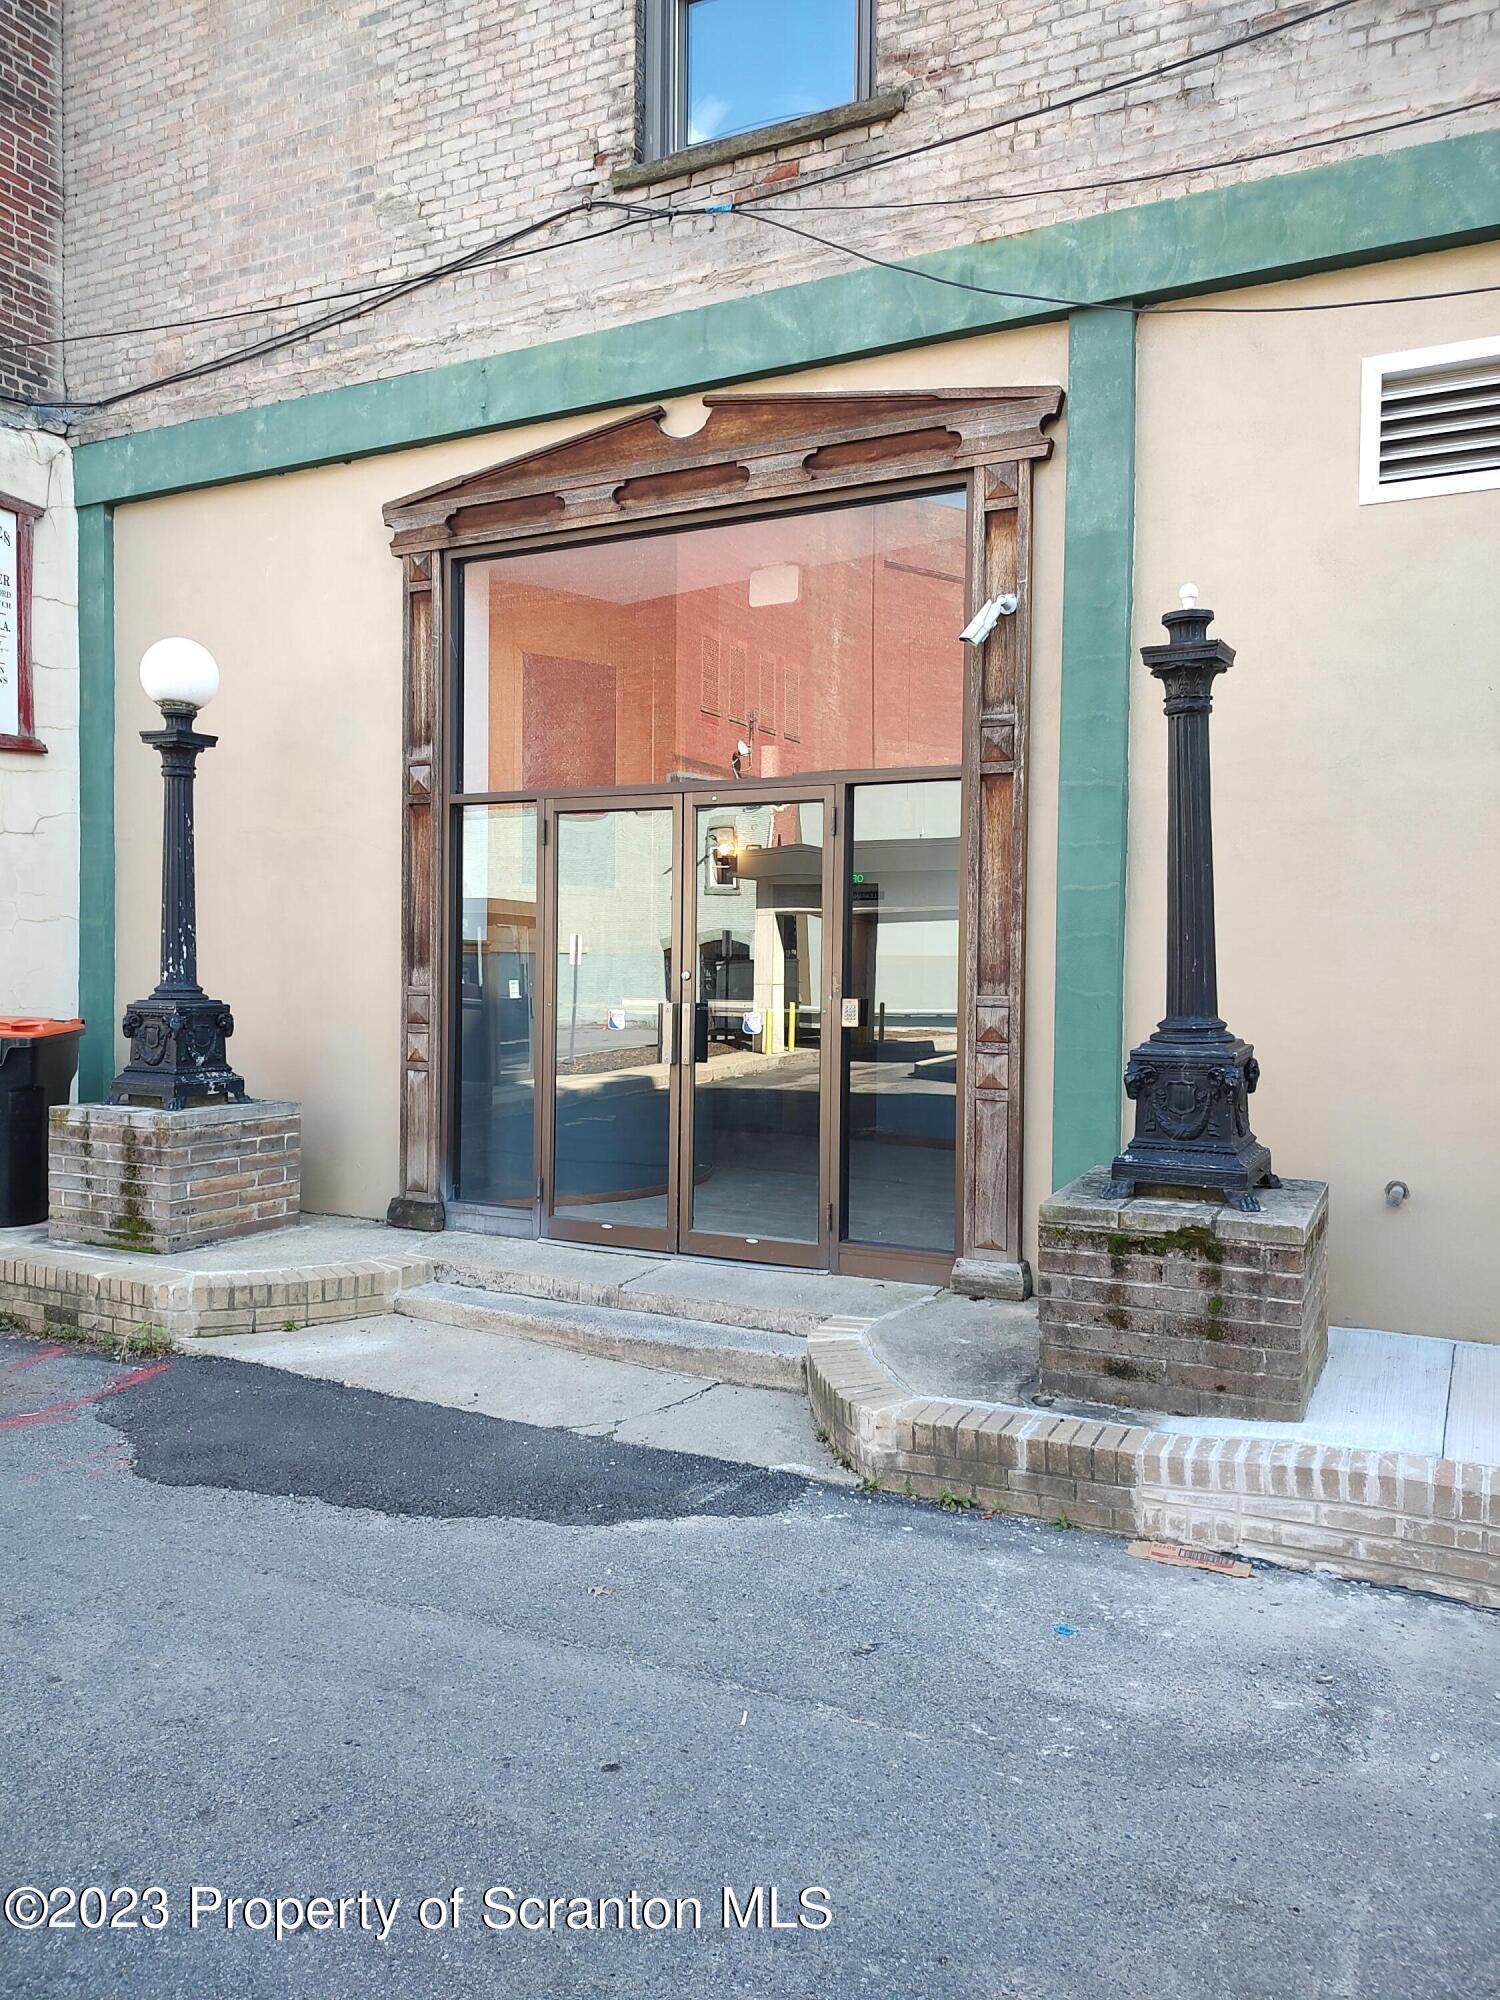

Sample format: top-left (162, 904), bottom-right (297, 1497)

top-left (806, 1328), bottom-right (1500, 1611)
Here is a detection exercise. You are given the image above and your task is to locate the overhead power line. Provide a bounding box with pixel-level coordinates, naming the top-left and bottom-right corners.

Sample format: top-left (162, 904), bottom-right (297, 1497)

top-left (7, 208), bottom-right (647, 417)
top-left (0, 0), bottom-right (1476, 414)
top-left (733, 0), bottom-right (1369, 205)
top-left (764, 97), bottom-right (1500, 211)
top-left (628, 199), bottom-right (1500, 320)
top-left (14, 0), bottom-right (1384, 378)
top-left (42, 93), bottom-right (1486, 355)
top-left (6, 205), bottom-right (632, 412)
top-left (42, 208), bottom-right (639, 347)
top-left (84, 202), bottom-right (610, 411)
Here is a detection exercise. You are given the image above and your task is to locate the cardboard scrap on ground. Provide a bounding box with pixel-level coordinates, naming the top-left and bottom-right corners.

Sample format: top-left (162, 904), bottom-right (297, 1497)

top-left (1127, 1539), bottom-right (1253, 1578)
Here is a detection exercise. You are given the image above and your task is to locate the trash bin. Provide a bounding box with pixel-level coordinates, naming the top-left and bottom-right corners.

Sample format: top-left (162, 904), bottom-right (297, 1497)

top-left (0, 1017), bottom-right (85, 1227)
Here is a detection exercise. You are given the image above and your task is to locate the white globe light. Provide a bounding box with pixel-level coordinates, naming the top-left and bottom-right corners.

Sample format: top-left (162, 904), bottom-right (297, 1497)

top-left (139, 637), bottom-right (220, 710)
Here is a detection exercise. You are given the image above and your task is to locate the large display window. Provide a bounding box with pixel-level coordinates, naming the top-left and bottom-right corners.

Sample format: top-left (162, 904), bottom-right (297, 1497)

top-left (455, 490), bottom-right (966, 795)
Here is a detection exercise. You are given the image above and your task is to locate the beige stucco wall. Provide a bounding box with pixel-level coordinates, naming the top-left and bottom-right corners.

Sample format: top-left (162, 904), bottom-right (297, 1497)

top-left (0, 423), bottom-right (78, 1024)
top-left (1131, 243), bottom-right (1500, 1343)
top-left (112, 322), bottom-right (1068, 1226)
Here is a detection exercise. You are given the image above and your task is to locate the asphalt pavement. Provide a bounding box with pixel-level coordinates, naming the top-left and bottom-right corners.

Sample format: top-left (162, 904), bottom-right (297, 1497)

top-left (1, 1332), bottom-right (1496, 2000)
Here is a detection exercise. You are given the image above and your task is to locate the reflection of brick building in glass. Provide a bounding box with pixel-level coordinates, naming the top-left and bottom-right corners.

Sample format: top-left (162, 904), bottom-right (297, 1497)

top-left (458, 491), bottom-right (966, 792)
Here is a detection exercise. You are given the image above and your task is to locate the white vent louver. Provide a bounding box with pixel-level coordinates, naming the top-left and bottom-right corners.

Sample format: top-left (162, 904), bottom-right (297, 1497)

top-left (1361, 337), bottom-right (1500, 503)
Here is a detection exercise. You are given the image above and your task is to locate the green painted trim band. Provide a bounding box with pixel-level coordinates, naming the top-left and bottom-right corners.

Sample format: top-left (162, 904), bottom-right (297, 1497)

top-left (73, 129), bottom-right (1500, 506)
top-left (76, 503), bottom-right (115, 1102)
top-left (1052, 308), bottom-right (1136, 1190)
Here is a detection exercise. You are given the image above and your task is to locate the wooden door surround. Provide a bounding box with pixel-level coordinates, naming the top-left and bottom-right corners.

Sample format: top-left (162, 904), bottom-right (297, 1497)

top-left (382, 387), bottom-right (1062, 1293)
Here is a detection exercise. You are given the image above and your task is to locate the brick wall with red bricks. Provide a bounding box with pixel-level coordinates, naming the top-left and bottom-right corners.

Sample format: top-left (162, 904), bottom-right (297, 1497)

top-left (0, 0), bottom-right (61, 406)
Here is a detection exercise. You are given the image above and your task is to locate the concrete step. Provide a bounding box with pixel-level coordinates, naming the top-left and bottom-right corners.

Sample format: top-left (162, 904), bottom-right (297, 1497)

top-left (394, 1281), bottom-right (807, 1391)
top-left (431, 1232), bottom-right (934, 1337)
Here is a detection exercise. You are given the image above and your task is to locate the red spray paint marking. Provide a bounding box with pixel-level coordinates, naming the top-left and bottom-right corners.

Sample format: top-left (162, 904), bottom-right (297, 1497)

top-left (21, 1442), bottom-right (133, 1487)
top-left (0, 1361), bottom-right (171, 1432)
top-left (1, 1345), bottom-right (68, 1376)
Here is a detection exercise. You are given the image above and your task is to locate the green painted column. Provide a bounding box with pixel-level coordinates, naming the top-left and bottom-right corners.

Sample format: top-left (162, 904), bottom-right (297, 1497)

top-left (1051, 307), bottom-right (1136, 1189)
top-left (77, 503), bottom-right (115, 1101)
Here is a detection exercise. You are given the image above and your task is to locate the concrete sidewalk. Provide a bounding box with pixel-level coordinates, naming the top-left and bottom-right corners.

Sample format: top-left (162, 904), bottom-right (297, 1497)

top-left (868, 1291), bottom-right (1500, 1460)
top-left (6, 1211), bottom-right (1497, 1604)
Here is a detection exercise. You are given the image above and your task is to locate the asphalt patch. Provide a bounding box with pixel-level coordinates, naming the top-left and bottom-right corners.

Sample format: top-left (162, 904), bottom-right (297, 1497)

top-left (92, 1350), bottom-right (813, 1525)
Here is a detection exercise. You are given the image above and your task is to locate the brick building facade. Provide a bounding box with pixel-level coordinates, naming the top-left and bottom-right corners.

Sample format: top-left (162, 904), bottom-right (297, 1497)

top-left (0, 0), bottom-right (61, 405)
top-left (2, 4), bottom-right (1499, 1369)
top-left (54, 0), bottom-right (1500, 434)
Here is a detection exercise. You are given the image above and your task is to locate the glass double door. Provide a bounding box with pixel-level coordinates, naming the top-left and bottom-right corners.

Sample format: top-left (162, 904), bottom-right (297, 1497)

top-left (542, 787), bottom-right (833, 1266)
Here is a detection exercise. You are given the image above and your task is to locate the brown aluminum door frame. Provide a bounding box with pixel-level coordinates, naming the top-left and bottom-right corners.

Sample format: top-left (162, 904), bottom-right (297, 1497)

top-left (830, 772), bottom-right (964, 1288)
top-left (676, 783), bottom-right (838, 1271)
top-left (540, 790), bottom-right (685, 1256)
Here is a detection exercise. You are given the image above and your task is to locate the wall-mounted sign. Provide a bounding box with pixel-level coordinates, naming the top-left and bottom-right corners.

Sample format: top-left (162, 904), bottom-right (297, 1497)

top-left (0, 492), bottom-right (44, 755)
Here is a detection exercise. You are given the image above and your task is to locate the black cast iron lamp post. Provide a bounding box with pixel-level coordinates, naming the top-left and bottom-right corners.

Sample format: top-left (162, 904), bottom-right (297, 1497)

top-left (1105, 586), bottom-right (1278, 1211)
top-left (108, 638), bottom-right (247, 1110)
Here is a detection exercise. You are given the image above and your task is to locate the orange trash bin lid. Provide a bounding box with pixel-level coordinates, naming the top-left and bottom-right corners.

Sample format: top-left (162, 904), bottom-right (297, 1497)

top-left (0, 1017), bottom-right (84, 1038)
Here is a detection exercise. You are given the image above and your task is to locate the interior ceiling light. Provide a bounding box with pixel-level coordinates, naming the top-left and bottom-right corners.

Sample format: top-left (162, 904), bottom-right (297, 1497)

top-left (748, 563), bottom-right (800, 607)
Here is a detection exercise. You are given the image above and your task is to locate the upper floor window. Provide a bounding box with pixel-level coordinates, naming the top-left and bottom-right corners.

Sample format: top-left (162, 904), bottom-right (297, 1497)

top-left (643, 0), bottom-right (874, 161)
top-left (0, 491), bottom-right (45, 756)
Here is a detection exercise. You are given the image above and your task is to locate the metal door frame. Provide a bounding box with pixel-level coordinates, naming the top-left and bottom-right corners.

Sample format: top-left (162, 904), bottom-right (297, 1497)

top-left (539, 790), bottom-right (686, 1255)
top-left (675, 781), bottom-right (839, 1271)
top-left (515, 773), bottom-right (963, 1283)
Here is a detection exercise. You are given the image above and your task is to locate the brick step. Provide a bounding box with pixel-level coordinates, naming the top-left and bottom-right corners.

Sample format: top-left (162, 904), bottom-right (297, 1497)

top-left (393, 1281), bottom-right (807, 1391)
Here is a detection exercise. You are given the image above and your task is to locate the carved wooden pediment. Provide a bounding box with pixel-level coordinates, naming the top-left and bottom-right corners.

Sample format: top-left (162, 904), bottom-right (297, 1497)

top-left (383, 387), bottom-right (1062, 555)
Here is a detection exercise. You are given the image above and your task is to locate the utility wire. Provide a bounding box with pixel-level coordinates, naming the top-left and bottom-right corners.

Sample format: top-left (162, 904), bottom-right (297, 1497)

top-left (733, 0), bottom-right (1368, 205)
top-left (0, 0), bottom-right (1474, 412)
top-left (763, 97), bottom-right (1500, 210)
top-left (18, 0), bottom-right (1375, 368)
top-left (2, 209), bottom-right (581, 410)
top-left (84, 202), bottom-right (606, 410)
top-left (1150, 282), bottom-right (1500, 314)
top-left (41, 207), bottom-right (634, 346)
top-left (40, 94), bottom-right (1484, 353)
top-left (613, 199), bottom-right (1135, 315)
top-left (4, 207), bottom-right (646, 416)
top-left (45, 261), bottom-right (549, 347)
top-left (608, 195), bottom-right (1500, 318)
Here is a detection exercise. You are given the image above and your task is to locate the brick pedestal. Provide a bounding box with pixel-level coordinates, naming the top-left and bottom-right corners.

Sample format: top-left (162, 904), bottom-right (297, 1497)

top-left (1037, 1169), bottom-right (1328, 1422)
top-left (48, 1101), bottom-right (301, 1254)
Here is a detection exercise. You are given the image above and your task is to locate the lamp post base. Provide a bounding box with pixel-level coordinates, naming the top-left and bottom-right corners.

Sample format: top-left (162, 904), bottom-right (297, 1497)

top-left (50, 1099), bottom-right (299, 1253)
top-left (1104, 1025), bottom-right (1278, 1210)
top-left (1037, 1169), bottom-right (1327, 1422)
top-left (108, 989), bottom-right (246, 1112)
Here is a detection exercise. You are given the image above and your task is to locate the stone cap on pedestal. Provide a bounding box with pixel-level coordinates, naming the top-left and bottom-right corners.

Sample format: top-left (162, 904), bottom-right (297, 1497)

top-left (1041, 1167), bottom-right (1328, 1246)
top-left (51, 1099), bottom-right (302, 1131)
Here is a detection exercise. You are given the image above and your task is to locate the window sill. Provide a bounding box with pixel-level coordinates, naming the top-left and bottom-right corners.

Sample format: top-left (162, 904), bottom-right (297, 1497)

top-left (614, 88), bottom-right (907, 192)
top-left (0, 734), bottom-right (47, 756)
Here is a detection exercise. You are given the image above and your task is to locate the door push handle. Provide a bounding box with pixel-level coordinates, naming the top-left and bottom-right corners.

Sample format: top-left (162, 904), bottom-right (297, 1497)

top-left (658, 999), bottom-right (678, 1065)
